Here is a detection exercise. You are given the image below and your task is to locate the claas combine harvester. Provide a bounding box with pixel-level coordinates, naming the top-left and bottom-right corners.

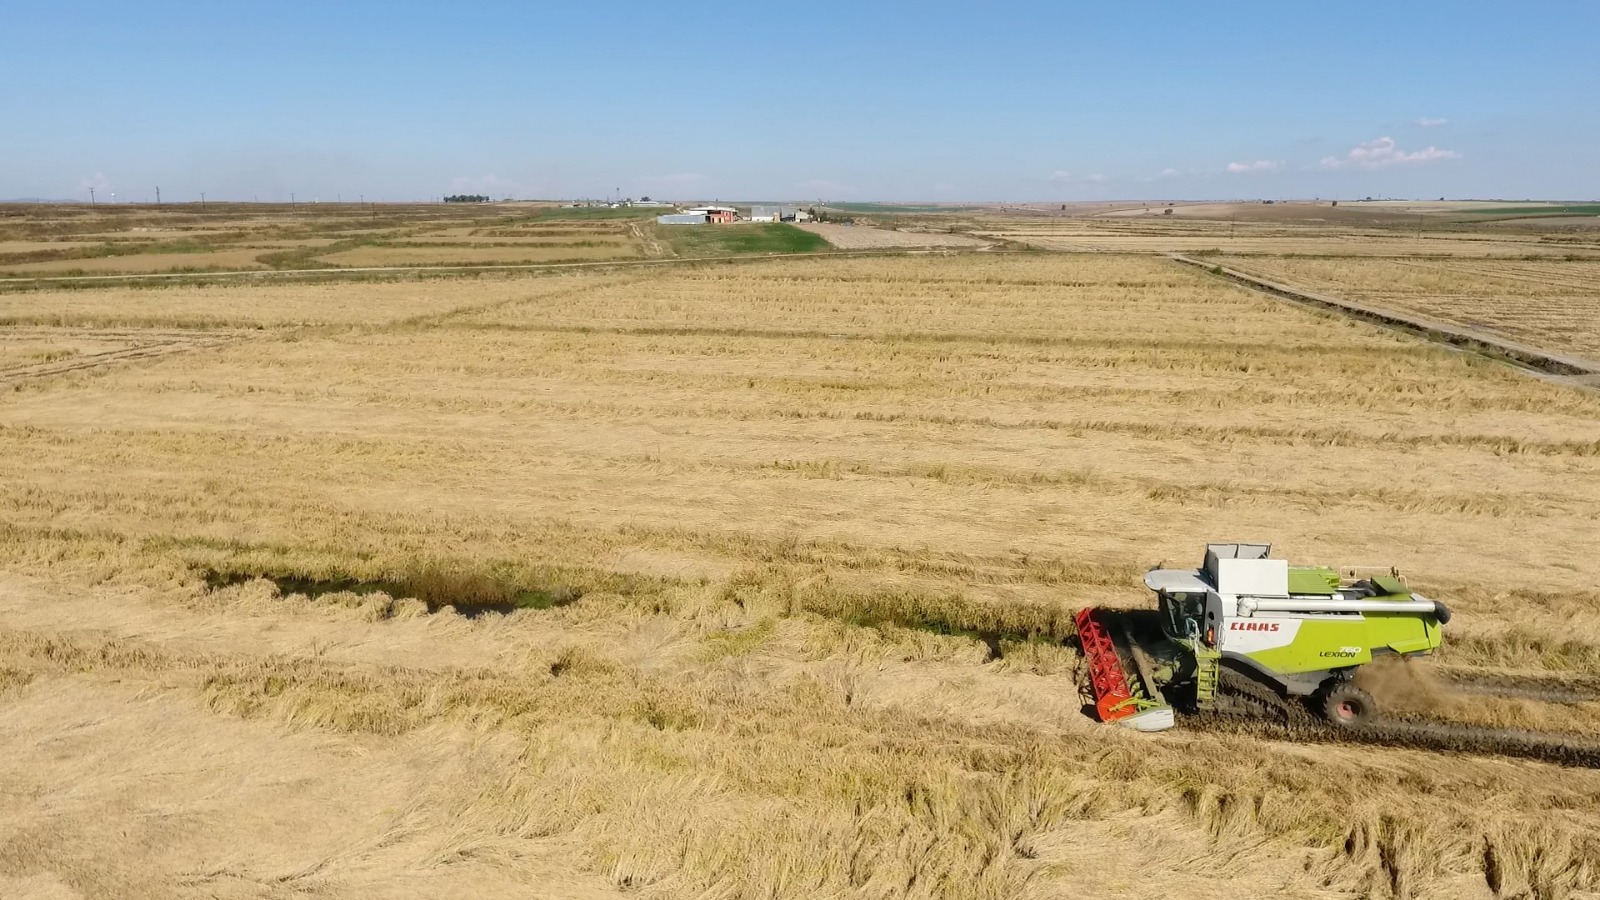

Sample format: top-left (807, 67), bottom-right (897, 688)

top-left (1076, 543), bottom-right (1452, 731)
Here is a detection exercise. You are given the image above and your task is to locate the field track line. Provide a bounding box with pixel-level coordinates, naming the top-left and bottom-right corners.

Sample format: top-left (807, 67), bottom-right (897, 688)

top-left (1171, 253), bottom-right (1600, 388)
top-left (0, 246), bottom-right (1016, 288)
top-left (1194, 712), bottom-right (1600, 769)
top-left (0, 333), bottom-right (236, 384)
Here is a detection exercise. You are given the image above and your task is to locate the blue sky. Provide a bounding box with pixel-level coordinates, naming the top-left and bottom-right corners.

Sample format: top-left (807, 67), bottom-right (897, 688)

top-left (3, 1), bottom-right (1596, 202)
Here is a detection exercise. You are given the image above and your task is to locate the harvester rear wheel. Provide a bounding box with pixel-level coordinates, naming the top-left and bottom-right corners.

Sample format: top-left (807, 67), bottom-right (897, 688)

top-left (1320, 683), bottom-right (1376, 728)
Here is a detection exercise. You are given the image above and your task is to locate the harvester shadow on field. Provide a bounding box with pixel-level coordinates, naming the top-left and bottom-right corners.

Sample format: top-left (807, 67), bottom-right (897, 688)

top-left (200, 566), bottom-right (582, 618)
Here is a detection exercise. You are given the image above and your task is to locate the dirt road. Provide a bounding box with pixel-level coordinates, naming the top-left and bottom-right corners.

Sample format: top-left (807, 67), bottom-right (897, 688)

top-left (794, 222), bottom-right (991, 249)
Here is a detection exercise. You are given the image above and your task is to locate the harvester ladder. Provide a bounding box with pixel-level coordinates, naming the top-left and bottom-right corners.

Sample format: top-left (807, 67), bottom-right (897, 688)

top-left (1193, 646), bottom-right (1221, 710)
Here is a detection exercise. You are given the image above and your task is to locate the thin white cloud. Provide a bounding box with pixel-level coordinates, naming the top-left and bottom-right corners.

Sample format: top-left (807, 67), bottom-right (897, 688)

top-left (1047, 171), bottom-right (1108, 184)
top-left (1226, 160), bottom-right (1281, 174)
top-left (1318, 136), bottom-right (1460, 170)
top-left (77, 172), bottom-right (111, 194)
top-left (1135, 168), bottom-right (1185, 183)
top-left (1415, 117), bottom-right (1448, 127)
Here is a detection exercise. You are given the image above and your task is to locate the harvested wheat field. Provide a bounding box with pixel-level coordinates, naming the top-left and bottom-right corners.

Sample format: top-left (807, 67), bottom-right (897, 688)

top-left (1213, 256), bottom-right (1600, 360)
top-left (1, 249), bottom-right (273, 276)
top-left (4, 251), bottom-right (1600, 899)
top-left (0, 202), bottom-right (683, 282)
top-left (975, 216), bottom-right (1600, 259)
top-left (0, 274), bottom-right (633, 328)
top-left (314, 244), bottom-right (646, 267)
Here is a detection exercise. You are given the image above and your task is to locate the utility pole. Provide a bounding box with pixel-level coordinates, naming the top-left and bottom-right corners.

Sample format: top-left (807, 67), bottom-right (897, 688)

top-left (200, 192), bottom-right (206, 208)
top-left (290, 192), bottom-right (295, 206)
top-left (88, 187), bottom-right (95, 205)
top-left (155, 186), bottom-right (161, 205)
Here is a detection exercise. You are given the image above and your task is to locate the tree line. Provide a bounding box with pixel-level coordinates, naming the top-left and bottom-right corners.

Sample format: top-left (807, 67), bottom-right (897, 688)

top-left (443, 194), bottom-right (491, 203)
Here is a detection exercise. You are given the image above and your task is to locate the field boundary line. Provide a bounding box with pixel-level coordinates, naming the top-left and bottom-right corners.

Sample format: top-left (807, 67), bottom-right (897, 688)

top-left (0, 247), bottom-right (1030, 289)
top-left (1170, 253), bottom-right (1600, 386)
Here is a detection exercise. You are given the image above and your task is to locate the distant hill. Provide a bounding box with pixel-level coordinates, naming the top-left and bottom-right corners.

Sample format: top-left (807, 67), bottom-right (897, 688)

top-left (0, 198), bottom-right (83, 204)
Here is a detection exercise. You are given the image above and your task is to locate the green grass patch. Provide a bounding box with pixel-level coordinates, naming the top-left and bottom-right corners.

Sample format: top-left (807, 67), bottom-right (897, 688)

top-left (1460, 203), bottom-right (1600, 218)
top-left (661, 223), bottom-right (830, 256)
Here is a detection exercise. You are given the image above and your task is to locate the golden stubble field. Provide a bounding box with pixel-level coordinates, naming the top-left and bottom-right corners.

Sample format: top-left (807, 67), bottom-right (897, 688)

top-left (0, 203), bottom-right (660, 278)
top-left (3, 252), bottom-right (1600, 899)
top-left (1212, 256), bottom-right (1600, 360)
top-left (972, 214), bottom-right (1600, 259)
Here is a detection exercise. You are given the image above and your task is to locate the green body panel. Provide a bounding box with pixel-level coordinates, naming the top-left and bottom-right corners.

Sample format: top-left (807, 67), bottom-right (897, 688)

top-left (1238, 609), bottom-right (1443, 675)
top-left (1287, 566), bottom-right (1340, 594)
top-left (1370, 574), bottom-right (1409, 595)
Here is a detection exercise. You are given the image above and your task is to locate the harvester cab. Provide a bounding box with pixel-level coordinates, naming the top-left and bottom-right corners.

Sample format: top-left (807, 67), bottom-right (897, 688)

top-left (1077, 543), bottom-right (1451, 731)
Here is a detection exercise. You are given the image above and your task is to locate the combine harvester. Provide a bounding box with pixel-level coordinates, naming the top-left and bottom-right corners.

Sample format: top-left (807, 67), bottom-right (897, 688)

top-left (1076, 543), bottom-right (1451, 732)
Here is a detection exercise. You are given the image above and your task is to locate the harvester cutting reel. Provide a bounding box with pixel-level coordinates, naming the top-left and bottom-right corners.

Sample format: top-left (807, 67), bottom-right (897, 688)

top-left (1075, 543), bottom-right (1451, 732)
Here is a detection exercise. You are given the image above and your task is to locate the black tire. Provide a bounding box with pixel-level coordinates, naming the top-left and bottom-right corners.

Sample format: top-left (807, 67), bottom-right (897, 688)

top-left (1320, 682), bottom-right (1377, 728)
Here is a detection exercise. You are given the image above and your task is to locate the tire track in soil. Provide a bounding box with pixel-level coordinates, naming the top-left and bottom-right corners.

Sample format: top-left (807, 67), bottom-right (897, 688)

top-left (1180, 668), bottom-right (1600, 767)
top-left (1190, 708), bottom-right (1600, 769)
top-left (0, 332), bottom-right (238, 385)
top-left (1439, 670), bottom-right (1600, 704)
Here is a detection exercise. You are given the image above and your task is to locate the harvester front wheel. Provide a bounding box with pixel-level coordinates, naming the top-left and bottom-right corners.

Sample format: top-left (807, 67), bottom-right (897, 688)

top-left (1320, 683), bottom-right (1376, 728)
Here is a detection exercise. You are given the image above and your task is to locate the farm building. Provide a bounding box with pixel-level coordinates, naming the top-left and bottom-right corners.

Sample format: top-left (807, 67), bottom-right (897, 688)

top-left (688, 206), bottom-right (737, 224)
top-left (749, 205), bottom-right (812, 223)
top-left (659, 206), bottom-right (737, 225)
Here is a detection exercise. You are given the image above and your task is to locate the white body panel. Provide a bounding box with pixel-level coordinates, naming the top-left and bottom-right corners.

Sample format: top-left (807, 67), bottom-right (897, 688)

top-left (1118, 707), bottom-right (1176, 732)
top-left (1144, 569), bottom-right (1211, 594)
top-left (1212, 558), bottom-right (1288, 596)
